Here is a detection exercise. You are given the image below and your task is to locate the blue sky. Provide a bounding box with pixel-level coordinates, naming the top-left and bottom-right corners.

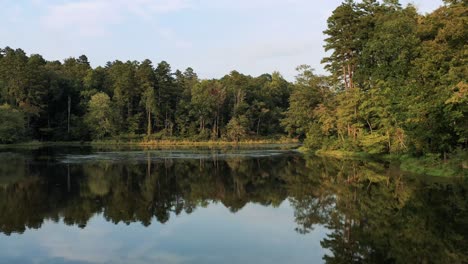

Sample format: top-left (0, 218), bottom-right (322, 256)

top-left (1, 0), bottom-right (443, 80)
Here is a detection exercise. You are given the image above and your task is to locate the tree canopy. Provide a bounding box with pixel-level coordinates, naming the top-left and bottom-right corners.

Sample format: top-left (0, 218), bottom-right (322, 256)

top-left (291, 0), bottom-right (467, 155)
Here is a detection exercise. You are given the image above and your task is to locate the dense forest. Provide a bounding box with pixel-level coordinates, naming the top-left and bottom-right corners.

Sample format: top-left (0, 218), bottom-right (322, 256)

top-left (284, 0), bottom-right (467, 156)
top-left (0, 51), bottom-right (291, 142)
top-left (0, 0), bottom-right (466, 156)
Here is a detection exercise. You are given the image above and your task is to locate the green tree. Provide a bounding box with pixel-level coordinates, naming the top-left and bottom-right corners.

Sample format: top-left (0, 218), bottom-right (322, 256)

top-left (226, 115), bottom-right (248, 142)
top-left (107, 61), bottom-right (139, 134)
top-left (84, 92), bottom-right (116, 139)
top-left (136, 59), bottom-right (157, 136)
top-left (0, 104), bottom-right (25, 143)
top-left (174, 68), bottom-right (199, 137)
top-left (322, 0), bottom-right (365, 91)
top-left (282, 65), bottom-right (328, 138)
top-left (62, 55), bottom-right (91, 136)
top-left (406, 1), bottom-right (467, 153)
top-left (155, 61), bottom-right (176, 134)
top-left (190, 80), bottom-right (217, 138)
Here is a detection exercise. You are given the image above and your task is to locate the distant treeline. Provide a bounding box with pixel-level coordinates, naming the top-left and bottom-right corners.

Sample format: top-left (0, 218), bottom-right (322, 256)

top-left (0, 51), bottom-right (291, 142)
top-left (0, 0), bottom-right (466, 156)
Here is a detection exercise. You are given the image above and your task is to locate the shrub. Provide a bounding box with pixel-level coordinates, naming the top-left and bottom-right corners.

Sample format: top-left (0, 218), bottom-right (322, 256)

top-left (0, 104), bottom-right (25, 143)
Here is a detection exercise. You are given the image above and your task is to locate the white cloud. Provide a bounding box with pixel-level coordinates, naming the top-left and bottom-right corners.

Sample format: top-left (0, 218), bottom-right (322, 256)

top-left (40, 0), bottom-right (190, 37)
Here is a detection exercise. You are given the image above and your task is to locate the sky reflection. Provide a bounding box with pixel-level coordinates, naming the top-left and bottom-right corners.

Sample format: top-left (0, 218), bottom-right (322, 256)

top-left (0, 201), bottom-right (329, 264)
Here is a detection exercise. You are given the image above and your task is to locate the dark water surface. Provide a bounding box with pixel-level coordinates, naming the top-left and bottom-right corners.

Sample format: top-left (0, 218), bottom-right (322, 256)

top-left (0, 146), bottom-right (466, 264)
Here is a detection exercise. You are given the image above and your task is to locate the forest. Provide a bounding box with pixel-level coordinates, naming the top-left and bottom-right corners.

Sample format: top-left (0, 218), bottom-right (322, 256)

top-left (0, 0), bottom-right (466, 157)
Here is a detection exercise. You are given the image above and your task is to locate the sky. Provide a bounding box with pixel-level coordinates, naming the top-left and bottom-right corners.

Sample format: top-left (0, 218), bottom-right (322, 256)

top-left (1, 0), bottom-right (443, 80)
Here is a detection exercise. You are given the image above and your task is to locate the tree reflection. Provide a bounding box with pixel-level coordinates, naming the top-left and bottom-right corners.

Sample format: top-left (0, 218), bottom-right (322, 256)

top-left (286, 157), bottom-right (468, 264)
top-left (0, 151), bottom-right (466, 263)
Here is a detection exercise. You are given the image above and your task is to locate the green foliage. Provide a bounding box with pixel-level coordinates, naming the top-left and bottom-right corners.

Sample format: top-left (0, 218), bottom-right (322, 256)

top-left (0, 104), bottom-right (25, 143)
top-left (226, 116), bottom-right (248, 142)
top-left (84, 93), bottom-right (116, 139)
top-left (282, 65), bottom-right (329, 138)
top-left (358, 133), bottom-right (388, 154)
top-left (0, 46), bottom-right (291, 143)
top-left (297, 0), bottom-right (467, 158)
top-left (303, 123), bottom-right (324, 150)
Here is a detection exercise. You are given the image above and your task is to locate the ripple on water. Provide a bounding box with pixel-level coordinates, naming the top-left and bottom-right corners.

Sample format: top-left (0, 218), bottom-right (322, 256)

top-left (59, 149), bottom-right (298, 164)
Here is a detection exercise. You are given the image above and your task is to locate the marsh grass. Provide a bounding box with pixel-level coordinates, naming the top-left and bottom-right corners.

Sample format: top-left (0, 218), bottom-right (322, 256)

top-left (0, 138), bottom-right (299, 149)
top-left (139, 138), bottom-right (298, 147)
top-left (313, 149), bottom-right (371, 159)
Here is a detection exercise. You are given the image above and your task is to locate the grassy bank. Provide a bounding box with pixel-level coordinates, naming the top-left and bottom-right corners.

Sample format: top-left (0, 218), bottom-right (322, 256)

top-left (0, 140), bottom-right (83, 148)
top-left (139, 138), bottom-right (298, 147)
top-left (308, 148), bottom-right (467, 177)
top-left (312, 149), bottom-right (372, 159)
top-left (0, 138), bottom-right (300, 149)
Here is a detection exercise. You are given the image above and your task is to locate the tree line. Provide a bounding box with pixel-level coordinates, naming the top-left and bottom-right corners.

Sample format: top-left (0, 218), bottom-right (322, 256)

top-left (0, 50), bottom-right (290, 142)
top-left (1, 0), bottom-right (466, 156)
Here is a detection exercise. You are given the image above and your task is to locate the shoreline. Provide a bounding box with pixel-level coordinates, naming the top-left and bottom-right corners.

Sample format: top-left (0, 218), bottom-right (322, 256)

top-left (309, 149), bottom-right (467, 178)
top-left (0, 139), bottom-right (301, 149)
top-left (2, 142), bottom-right (465, 177)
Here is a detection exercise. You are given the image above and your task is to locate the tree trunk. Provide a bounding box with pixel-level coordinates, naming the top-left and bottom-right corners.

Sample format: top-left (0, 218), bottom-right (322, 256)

top-left (67, 96), bottom-right (71, 134)
top-left (343, 65), bottom-right (349, 91)
top-left (165, 108), bottom-right (168, 131)
top-left (366, 119), bottom-right (373, 133)
top-left (216, 108), bottom-right (220, 138)
top-left (257, 118), bottom-right (261, 135)
top-left (147, 111), bottom-right (152, 136)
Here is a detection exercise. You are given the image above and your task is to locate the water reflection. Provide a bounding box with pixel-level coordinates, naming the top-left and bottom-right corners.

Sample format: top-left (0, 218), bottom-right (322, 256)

top-left (0, 147), bottom-right (466, 264)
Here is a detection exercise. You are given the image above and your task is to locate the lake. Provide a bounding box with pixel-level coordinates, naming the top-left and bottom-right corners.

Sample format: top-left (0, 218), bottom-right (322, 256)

top-left (0, 146), bottom-right (466, 264)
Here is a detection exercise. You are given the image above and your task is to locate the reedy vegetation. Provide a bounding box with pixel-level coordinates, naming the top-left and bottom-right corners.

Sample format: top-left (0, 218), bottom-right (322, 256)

top-left (0, 0), bottom-right (466, 157)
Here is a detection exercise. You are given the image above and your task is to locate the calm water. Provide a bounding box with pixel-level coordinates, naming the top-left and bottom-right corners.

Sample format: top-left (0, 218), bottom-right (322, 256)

top-left (0, 146), bottom-right (466, 264)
